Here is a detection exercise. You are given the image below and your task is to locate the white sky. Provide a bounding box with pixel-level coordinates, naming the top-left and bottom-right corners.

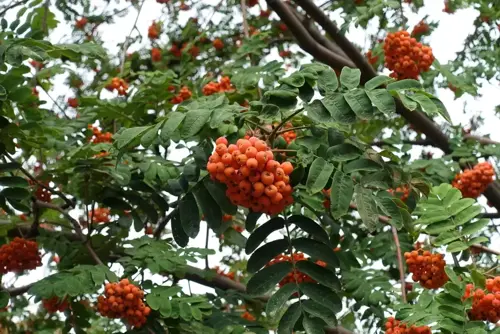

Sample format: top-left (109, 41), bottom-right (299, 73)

top-left (4, 0), bottom-right (500, 330)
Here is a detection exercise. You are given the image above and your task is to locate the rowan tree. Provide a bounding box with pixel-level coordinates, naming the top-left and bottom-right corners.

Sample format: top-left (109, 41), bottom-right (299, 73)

top-left (0, 0), bottom-right (499, 333)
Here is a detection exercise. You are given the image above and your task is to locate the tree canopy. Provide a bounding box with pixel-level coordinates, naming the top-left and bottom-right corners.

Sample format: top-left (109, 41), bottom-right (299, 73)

top-left (0, 0), bottom-right (499, 333)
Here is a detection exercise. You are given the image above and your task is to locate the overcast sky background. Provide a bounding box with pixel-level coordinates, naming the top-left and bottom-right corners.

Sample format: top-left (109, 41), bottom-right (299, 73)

top-left (3, 0), bottom-right (500, 330)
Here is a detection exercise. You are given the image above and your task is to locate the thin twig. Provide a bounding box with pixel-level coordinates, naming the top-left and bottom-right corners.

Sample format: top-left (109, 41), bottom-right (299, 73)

top-left (269, 107), bottom-right (304, 143)
top-left (153, 207), bottom-right (178, 239)
top-left (41, 0), bottom-right (50, 34)
top-left (371, 139), bottom-right (434, 147)
top-left (205, 224), bottom-right (210, 269)
top-left (0, 0), bottom-right (25, 17)
top-left (275, 125), bottom-right (310, 135)
top-left (391, 226), bottom-right (407, 303)
top-left (34, 201), bottom-right (104, 266)
top-left (120, 0), bottom-right (145, 74)
top-left (244, 119), bottom-right (271, 134)
top-left (4, 154), bottom-right (74, 208)
top-left (240, 0), bottom-right (250, 38)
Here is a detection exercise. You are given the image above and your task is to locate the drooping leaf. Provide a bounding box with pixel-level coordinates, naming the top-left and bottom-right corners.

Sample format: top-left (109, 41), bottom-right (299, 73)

top-left (179, 193), bottom-right (200, 238)
top-left (365, 75), bottom-right (394, 90)
top-left (366, 89), bottom-right (396, 115)
top-left (326, 144), bottom-right (362, 162)
top-left (245, 217), bottom-right (285, 254)
top-left (245, 211), bottom-right (262, 232)
top-left (303, 314), bottom-right (327, 334)
top-left (181, 109), bottom-right (212, 138)
top-left (203, 179), bottom-right (237, 215)
top-left (339, 67), bottom-right (361, 89)
top-left (330, 170), bottom-right (354, 219)
top-left (322, 92), bottom-right (356, 124)
top-left (344, 158), bottom-right (382, 173)
top-left (344, 88), bottom-right (374, 119)
top-left (306, 157), bottom-right (334, 194)
top-left (387, 79), bottom-right (422, 91)
top-left (355, 184), bottom-right (379, 232)
top-left (247, 239), bottom-right (288, 273)
top-left (193, 184), bottom-right (222, 232)
top-left (0, 176), bottom-right (29, 188)
top-left (266, 283), bottom-right (298, 319)
top-left (287, 215), bottom-right (330, 245)
top-left (317, 68), bottom-right (339, 94)
top-left (277, 301), bottom-right (301, 334)
top-left (306, 99), bottom-right (334, 123)
top-left (292, 238), bottom-right (339, 267)
top-left (246, 261), bottom-right (293, 297)
top-left (296, 261), bottom-right (341, 290)
top-left (171, 211), bottom-right (189, 247)
top-left (300, 282), bottom-right (342, 313)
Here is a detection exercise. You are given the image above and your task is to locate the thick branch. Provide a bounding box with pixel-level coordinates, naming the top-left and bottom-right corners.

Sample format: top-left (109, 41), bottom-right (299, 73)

top-left (266, 0), bottom-right (352, 70)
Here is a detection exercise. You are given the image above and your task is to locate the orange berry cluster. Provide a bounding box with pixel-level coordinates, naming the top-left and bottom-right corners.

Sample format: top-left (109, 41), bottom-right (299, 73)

top-left (385, 317), bottom-right (431, 334)
top-left (388, 187), bottom-right (409, 202)
top-left (0, 237), bottom-right (42, 274)
top-left (383, 31), bottom-right (434, 80)
top-left (213, 38), bottom-right (224, 50)
top-left (322, 188), bottom-right (331, 209)
top-left (106, 77), bottom-right (128, 96)
top-left (88, 125), bottom-right (113, 144)
top-left (91, 208), bottom-right (111, 224)
top-left (43, 297), bottom-right (69, 313)
top-left (411, 21), bottom-right (430, 37)
top-left (75, 18), bottom-right (88, 30)
top-left (215, 266), bottom-right (236, 280)
top-left (464, 278), bottom-right (500, 323)
top-left (68, 97), bottom-right (78, 108)
top-left (241, 311), bottom-right (256, 321)
top-left (404, 250), bottom-right (448, 289)
top-left (267, 253), bottom-right (326, 287)
top-left (207, 137), bottom-right (294, 215)
top-left (279, 122), bottom-right (297, 144)
top-left (170, 43), bottom-right (200, 58)
top-left (202, 76), bottom-right (234, 96)
top-left (148, 21), bottom-right (160, 39)
top-left (97, 279), bottom-right (150, 328)
top-left (452, 162), bottom-right (495, 198)
top-left (170, 86), bottom-right (192, 104)
top-left (366, 50), bottom-right (379, 65)
top-left (151, 47), bottom-right (161, 62)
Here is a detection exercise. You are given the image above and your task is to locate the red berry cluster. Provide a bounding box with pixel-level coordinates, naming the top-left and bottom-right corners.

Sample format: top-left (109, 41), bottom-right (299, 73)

top-left (35, 184), bottom-right (52, 203)
top-left (383, 31), bottom-right (434, 80)
top-left (388, 187), bottom-right (409, 202)
top-left (151, 48), bottom-right (161, 62)
top-left (247, 0), bottom-right (259, 7)
top-left (404, 250), bottom-right (448, 289)
top-left (279, 122), bottom-right (297, 144)
top-left (452, 162), bottom-right (495, 198)
top-left (148, 21), bottom-right (160, 39)
top-left (0, 237), bottom-right (42, 274)
top-left (105, 77), bottom-right (128, 96)
top-left (88, 125), bottom-right (113, 144)
top-left (91, 208), bottom-right (111, 224)
top-left (279, 50), bottom-right (291, 58)
top-left (241, 310), bottom-right (256, 321)
top-left (170, 43), bottom-right (200, 58)
top-left (366, 50), bottom-right (379, 65)
top-left (67, 97), bottom-right (78, 108)
top-left (464, 278), bottom-right (500, 323)
top-left (202, 76), bottom-right (234, 96)
top-left (43, 297), bottom-right (69, 313)
top-left (29, 60), bottom-right (44, 70)
top-left (411, 20), bottom-right (430, 37)
top-left (75, 18), bottom-right (88, 30)
top-left (207, 137), bottom-right (294, 215)
top-left (170, 86), bottom-right (192, 104)
top-left (213, 38), bottom-right (224, 50)
top-left (267, 253), bottom-right (326, 287)
top-left (385, 317), bottom-right (431, 334)
top-left (97, 279), bottom-right (150, 328)
top-left (156, 0), bottom-right (169, 3)
top-left (322, 188), bottom-right (331, 209)
top-left (32, 87), bottom-right (39, 97)
top-left (260, 9), bottom-right (271, 18)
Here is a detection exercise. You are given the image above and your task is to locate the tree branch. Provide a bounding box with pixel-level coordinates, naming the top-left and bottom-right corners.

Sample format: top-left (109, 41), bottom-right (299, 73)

top-left (265, 0), bottom-right (352, 70)
top-left (371, 139), bottom-right (434, 147)
top-left (34, 201), bottom-right (104, 266)
top-left (391, 226), bottom-right (406, 303)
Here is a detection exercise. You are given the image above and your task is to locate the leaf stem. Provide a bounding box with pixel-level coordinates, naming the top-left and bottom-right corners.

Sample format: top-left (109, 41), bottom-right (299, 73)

top-left (391, 225), bottom-right (407, 303)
